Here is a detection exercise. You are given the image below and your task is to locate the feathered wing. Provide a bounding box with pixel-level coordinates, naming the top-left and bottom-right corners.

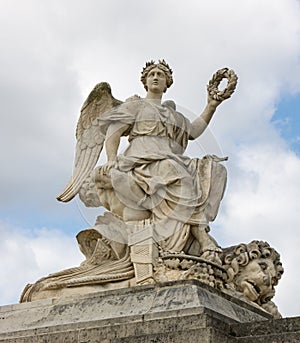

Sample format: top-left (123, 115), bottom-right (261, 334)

top-left (57, 82), bottom-right (122, 202)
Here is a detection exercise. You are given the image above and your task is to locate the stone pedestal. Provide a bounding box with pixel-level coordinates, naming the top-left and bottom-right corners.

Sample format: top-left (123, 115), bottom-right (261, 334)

top-left (0, 280), bottom-right (299, 342)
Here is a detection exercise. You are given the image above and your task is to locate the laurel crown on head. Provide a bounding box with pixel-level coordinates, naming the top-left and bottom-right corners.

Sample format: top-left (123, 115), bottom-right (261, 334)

top-left (141, 59), bottom-right (173, 91)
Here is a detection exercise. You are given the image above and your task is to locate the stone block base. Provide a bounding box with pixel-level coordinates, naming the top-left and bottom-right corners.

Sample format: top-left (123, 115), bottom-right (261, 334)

top-left (0, 280), bottom-right (299, 342)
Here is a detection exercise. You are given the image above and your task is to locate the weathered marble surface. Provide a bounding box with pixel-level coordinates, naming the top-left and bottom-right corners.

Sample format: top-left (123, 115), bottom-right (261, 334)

top-left (3, 281), bottom-right (300, 343)
top-left (2, 281), bottom-right (270, 338)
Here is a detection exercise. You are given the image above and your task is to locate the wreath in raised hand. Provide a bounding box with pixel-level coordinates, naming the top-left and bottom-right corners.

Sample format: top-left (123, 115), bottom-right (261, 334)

top-left (207, 68), bottom-right (238, 101)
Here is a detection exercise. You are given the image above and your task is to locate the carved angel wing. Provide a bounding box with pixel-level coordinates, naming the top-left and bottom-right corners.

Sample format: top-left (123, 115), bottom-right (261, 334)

top-left (57, 82), bottom-right (122, 202)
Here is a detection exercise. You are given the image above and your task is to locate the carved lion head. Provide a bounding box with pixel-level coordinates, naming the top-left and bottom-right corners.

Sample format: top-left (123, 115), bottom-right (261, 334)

top-left (222, 240), bottom-right (284, 306)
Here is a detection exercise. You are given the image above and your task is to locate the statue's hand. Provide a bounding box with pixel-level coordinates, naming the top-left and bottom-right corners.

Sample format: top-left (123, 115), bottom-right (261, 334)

top-left (207, 95), bottom-right (222, 109)
top-left (102, 160), bottom-right (117, 175)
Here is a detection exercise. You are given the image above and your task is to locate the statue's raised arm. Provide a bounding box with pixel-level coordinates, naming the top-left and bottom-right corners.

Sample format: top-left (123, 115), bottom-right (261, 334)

top-left (190, 68), bottom-right (238, 139)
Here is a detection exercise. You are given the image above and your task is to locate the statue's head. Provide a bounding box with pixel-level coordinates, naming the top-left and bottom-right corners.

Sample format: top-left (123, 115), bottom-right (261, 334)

top-left (222, 241), bottom-right (284, 305)
top-left (141, 59), bottom-right (173, 92)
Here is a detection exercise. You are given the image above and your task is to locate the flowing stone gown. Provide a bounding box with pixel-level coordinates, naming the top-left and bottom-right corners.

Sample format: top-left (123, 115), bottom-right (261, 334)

top-left (89, 98), bottom-right (227, 251)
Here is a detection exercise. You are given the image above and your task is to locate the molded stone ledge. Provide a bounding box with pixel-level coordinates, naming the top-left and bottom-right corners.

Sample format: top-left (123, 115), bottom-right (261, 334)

top-left (0, 279), bottom-right (271, 342)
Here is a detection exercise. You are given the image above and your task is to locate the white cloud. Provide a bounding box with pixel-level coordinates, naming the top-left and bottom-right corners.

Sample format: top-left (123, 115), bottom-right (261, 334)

top-left (0, 222), bottom-right (83, 305)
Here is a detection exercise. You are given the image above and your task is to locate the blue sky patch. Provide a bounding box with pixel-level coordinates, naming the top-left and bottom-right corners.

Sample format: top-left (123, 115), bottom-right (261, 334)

top-left (272, 93), bottom-right (300, 155)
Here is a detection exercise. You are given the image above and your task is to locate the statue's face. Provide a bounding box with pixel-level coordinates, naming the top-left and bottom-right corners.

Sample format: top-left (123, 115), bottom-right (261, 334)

top-left (146, 67), bottom-right (167, 94)
top-left (234, 258), bottom-right (277, 303)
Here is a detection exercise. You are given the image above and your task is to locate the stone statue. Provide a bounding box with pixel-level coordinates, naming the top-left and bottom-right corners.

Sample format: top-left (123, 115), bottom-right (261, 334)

top-left (20, 60), bottom-right (284, 318)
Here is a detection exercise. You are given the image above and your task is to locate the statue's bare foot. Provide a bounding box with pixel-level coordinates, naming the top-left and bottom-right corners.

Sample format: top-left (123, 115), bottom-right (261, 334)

top-left (191, 225), bottom-right (222, 265)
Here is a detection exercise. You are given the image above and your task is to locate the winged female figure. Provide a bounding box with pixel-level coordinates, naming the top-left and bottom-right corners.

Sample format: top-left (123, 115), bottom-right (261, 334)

top-left (21, 60), bottom-right (238, 302)
top-left (58, 60), bottom-right (237, 252)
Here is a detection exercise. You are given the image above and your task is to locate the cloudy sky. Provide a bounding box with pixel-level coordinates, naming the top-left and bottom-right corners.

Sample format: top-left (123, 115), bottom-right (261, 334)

top-left (1, 0), bottom-right (300, 317)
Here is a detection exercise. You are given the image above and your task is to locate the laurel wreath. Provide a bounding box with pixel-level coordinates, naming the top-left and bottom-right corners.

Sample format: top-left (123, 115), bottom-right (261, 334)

top-left (207, 68), bottom-right (238, 101)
